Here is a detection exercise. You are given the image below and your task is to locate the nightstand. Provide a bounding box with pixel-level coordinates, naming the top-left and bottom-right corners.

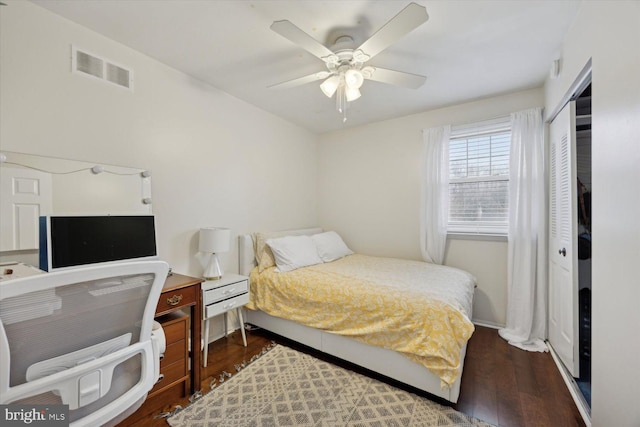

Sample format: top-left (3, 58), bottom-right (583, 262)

top-left (202, 273), bottom-right (249, 367)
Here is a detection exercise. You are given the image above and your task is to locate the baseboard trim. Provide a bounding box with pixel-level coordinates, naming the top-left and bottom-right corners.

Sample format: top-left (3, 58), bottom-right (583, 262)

top-left (547, 343), bottom-right (591, 427)
top-left (472, 320), bottom-right (503, 330)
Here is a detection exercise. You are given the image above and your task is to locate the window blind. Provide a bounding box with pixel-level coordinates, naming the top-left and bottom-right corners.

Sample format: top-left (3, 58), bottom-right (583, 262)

top-left (448, 117), bottom-right (511, 235)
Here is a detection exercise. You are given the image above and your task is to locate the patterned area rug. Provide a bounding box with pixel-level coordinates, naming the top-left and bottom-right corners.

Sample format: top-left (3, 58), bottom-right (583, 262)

top-left (168, 344), bottom-right (493, 427)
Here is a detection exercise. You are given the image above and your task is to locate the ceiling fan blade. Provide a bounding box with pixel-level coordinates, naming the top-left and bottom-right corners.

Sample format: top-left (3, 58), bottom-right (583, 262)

top-left (268, 71), bottom-right (331, 90)
top-left (364, 67), bottom-right (426, 89)
top-left (356, 3), bottom-right (428, 61)
top-left (271, 20), bottom-right (336, 61)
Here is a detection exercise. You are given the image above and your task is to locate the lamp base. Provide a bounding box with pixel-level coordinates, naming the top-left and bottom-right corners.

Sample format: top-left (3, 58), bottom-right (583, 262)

top-left (203, 254), bottom-right (223, 281)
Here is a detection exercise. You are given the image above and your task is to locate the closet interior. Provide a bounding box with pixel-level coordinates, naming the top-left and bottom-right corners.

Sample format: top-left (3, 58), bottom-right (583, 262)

top-left (575, 83), bottom-right (591, 408)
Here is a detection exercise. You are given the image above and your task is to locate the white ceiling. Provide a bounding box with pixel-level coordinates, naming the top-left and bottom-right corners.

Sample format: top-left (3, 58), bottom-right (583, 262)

top-left (30, 0), bottom-right (581, 134)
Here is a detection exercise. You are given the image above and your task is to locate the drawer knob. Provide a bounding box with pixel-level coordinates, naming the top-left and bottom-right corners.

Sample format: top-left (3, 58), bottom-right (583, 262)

top-left (167, 294), bottom-right (183, 306)
top-left (223, 287), bottom-right (236, 295)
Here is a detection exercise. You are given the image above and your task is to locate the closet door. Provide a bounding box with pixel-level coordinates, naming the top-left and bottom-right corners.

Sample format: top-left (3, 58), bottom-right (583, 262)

top-left (548, 101), bottom-right (579, 376)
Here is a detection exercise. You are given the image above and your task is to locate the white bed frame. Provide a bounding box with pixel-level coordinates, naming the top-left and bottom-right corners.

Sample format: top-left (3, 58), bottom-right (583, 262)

top-left (238, 228), bottom-right (466, 403)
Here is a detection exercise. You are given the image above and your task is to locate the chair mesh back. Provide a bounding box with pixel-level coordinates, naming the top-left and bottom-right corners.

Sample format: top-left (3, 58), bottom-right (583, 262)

top-left (0, 263), bottom-right (167, 425)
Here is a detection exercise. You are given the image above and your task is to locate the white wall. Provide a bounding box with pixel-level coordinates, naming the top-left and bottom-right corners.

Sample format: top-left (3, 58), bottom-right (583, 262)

top-left (0, 1), bottom-right (318, 342)
top-left (544, 2), bottom-right (640, 425)
top-left (0, 0), bottom-right (318, 279)
top-left (317, 88), bottom-right (544, 327)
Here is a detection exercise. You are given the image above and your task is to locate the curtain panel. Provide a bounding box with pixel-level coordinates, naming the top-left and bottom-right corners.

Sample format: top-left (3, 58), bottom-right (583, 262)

top-left (499, 107), bottom-right (548, 352)
top-left (420, 126), bottom-right (450, 265)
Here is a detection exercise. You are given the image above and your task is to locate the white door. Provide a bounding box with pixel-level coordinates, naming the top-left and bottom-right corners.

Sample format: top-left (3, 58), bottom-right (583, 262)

top-left (0, 166), bottom-right (52, 251)
top-left (548, 101), bottom-right (580, 376)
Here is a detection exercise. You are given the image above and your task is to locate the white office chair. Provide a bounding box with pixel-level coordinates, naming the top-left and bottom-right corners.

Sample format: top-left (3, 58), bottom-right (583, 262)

top-left (0, 261), bottom-right (169, 427)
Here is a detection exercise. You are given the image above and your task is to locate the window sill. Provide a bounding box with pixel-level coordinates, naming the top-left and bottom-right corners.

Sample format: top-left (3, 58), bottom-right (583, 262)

top-left (447, 232), bottom-right (507, 242)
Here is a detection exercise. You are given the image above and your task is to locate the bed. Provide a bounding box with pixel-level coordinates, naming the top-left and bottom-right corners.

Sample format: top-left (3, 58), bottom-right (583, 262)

top-left (239, 228), bottom-right (476, 403)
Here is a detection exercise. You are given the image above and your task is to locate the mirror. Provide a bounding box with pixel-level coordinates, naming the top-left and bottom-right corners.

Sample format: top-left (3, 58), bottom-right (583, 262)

top-left (0, 151), bottom-right (152, 267)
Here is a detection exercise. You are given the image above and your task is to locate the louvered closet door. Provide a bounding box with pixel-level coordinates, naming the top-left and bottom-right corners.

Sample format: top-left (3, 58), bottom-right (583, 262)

top-left (548, 101), bottom-right (579, 376)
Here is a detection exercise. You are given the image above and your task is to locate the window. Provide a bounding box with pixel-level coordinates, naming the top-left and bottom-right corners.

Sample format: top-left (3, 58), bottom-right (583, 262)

top-left (448, 117), bottom-right (511, 235)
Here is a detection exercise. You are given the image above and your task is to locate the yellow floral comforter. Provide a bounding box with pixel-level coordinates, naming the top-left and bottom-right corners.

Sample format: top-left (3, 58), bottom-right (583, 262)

top-left (246, 254), bottom-right (476, 387)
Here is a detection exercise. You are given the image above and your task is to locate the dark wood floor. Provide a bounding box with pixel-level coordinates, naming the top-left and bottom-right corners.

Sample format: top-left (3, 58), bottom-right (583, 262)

top-left (126, 325), bottom-right (586, 427)
top-left (455, 326), bottom-right (585, 427)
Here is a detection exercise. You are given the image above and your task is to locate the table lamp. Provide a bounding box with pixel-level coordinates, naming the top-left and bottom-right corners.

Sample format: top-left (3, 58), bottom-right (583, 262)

top-left (199, 227), bottom-right (230, 280)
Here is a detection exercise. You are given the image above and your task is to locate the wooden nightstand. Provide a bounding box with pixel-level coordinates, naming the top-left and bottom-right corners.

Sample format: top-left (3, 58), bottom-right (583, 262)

top-left (202, 274), bottom-right (249, 367)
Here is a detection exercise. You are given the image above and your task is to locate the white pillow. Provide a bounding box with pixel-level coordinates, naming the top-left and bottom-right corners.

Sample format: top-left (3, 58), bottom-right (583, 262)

top-left (311, 231), bottom-right (353, 262)
top-left (266, 235), bottom-right (323, 272)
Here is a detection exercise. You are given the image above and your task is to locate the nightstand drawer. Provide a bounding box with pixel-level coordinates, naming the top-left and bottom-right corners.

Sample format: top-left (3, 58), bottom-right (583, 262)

top-left (203, 280), bottom-right (248, 306)
top-left (205, 293), bottom-right (249, 318)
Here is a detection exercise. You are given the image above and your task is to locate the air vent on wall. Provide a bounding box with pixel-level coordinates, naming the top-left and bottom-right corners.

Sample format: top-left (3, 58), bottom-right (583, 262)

top-left (71, 46), bottom-right (133, 91)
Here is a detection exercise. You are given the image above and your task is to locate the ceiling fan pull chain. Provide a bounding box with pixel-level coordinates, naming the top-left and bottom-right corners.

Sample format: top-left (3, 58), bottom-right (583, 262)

top-left (335, 84), bottom-right (349, 122)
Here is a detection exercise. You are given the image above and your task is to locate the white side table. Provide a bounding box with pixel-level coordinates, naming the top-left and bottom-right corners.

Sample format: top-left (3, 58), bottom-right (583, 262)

top-left (201, 274), bottom-right (249, 367)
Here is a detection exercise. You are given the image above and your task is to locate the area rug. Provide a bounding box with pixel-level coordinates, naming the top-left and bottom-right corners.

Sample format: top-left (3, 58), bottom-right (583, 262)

top-left (167, 344), bottom-right (493, 427)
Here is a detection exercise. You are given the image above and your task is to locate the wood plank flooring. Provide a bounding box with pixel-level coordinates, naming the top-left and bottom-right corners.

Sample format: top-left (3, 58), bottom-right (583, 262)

top-left (455, 326), bottom-right (585, 427)
top-left (124, 325), bottom-right (586, 427)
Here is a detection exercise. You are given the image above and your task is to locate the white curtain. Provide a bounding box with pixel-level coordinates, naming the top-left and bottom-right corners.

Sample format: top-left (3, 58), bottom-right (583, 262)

top-left (499, 107), bottom-right (548, 352)
top-left (420, 126), bottom-right (450, 264)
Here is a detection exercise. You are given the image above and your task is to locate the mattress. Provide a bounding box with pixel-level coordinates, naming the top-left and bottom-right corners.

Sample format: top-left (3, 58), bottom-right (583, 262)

top-left (246, 254), bottom-right (476, 387)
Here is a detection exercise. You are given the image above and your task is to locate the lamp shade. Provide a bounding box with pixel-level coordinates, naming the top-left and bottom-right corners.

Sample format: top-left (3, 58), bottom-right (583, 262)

top-left (345, 87), bottom-right (361, 102)
top-left (199, 227), bottom-right (230, 253)
top-left (345, 69), bottom-right (364, 89)
top-left (320, 75), bottom-right (340, 98)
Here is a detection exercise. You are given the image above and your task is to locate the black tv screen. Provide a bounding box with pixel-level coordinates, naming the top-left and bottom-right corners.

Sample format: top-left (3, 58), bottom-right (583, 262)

top-left (41, 215), bottom-right (157, 271)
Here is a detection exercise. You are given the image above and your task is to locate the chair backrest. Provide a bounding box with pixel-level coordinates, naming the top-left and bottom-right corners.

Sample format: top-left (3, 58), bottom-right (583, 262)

top-left (0, 261), bottom-right (169, 427)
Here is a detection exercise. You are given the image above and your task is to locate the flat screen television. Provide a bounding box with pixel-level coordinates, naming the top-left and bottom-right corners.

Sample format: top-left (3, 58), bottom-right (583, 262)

top-left (39, 215), bottom-right (158, 272)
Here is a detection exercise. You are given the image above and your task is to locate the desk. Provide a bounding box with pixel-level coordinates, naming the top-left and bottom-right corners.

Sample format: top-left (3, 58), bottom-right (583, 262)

top-left (156, 273), bottom-right (202, 395)
top-left (115, 273), bottom-right (203, 426)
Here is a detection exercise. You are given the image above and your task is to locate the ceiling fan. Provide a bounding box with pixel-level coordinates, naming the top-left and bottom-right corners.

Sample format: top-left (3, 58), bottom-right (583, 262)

top-left (269, 2), bottom-right (429, 122)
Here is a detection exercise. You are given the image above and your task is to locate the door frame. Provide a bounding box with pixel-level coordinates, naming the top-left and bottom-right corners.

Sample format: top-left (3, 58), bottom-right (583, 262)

top-left (547, 59), bottom-right (592, 123)
top-left (545, 59), bottom-right (592, 426)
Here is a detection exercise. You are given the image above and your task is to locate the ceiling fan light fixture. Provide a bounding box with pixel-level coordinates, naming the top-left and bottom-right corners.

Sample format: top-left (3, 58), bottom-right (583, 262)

top-left (344, 69), bottom-right (364, 89)
top-left (345, 87), bottom-right (361, 102)
top-left (320, 75), bottom-right (340, 98)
